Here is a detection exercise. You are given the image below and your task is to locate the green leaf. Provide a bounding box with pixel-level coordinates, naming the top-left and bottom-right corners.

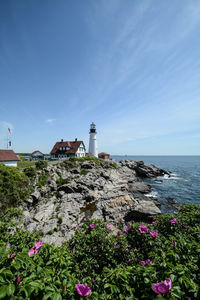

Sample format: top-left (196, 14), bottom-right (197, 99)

top-left (0, 285), bottom-right (7, 299)
top-left (42, 292), bottom-right (53, 300)
top-left (52, 293), bottom-right (62, 300)
top-left (7, 283), bottom-right (15, 296)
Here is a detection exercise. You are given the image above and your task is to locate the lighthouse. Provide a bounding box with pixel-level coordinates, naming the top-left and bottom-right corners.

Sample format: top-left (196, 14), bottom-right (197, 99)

top-left (88, 122), bottom-right (98, 157)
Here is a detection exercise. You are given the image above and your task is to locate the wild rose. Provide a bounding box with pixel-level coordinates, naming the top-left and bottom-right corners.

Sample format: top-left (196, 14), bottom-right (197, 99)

top-left (150, 231), bottom-right (158, 238)
top-left (152, 221), bottom-right (156, 225)
top-left (28, 240), bottom-right (43, 256)
top-left (106, 224), bottom-right (112, 231)
top-left (16, 276), bottom-right (21, 284)
top-left (10, 253), bottom-right (16, 259)
top-left (140, 260), bottom-right (146, 266)
top-left (117, 230), bottom-right (122, 235)
top-left (28, 247), bottom-right (38, 256)
top-left (34, 241), bottom-right (43, 249)
top-left (74, 225), bottom-right (79, 231)
top-left (115, 243), bottom-right (120, 248)
top-left (183, 223), bottom-right (188, 226)
top-left (90, 224), bottom-right (95, 229)
top-left (153, 278), bottom-right (172, 295)
top-left (146, 259), bottom-right (152, 264)
top-left (140, 259), bottom-right (152, 266)
top-left (173, 241), bottom-right (177, 247)
top-left (139, 225), bottom-right (148, 234)
top-left (124, 226), bottom-right (131, 232)
top-left (170, 218), bottom-right (178, 225)
top-left (76, 283), bottom-right (92, 297)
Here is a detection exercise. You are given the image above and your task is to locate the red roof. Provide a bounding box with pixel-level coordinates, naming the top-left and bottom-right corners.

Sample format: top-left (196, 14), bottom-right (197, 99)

top-left (0, 150), bottom-right (19, 161)
top-left (31, 150), bottom-right (43, 156)
top-left (50, 140), bottom-right (84, 155)
top-left (98, 152), bottom-right (110, 156)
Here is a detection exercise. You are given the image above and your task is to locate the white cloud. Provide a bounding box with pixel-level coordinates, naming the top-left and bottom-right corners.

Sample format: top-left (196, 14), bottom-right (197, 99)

top-left (45, 118), bottom-right (56, 124)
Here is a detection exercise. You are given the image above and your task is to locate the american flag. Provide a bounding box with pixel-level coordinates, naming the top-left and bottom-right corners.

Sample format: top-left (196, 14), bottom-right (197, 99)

top-left (8, 128), bottom-right (11, 134)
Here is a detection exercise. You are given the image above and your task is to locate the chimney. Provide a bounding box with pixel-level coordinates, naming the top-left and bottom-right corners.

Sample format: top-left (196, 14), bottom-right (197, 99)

top-left (61, 139), bottom-right (63, 142)
top-left (75, 138), bottom-right (77, 142)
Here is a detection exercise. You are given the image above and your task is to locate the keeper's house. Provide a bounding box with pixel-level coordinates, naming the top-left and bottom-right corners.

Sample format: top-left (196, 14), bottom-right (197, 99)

top-left (50, 139), bottom-right (86, 160)
top-left (0, 150), bottom-right (19, 167)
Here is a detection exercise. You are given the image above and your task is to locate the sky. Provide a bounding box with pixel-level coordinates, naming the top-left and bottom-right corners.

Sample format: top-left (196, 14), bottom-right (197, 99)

top-left (0, 0), bottom-right (200, 155)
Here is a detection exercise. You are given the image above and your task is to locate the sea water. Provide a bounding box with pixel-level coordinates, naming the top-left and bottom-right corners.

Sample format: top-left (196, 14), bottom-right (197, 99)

top-left (112, 156), bottom-right (200, 205)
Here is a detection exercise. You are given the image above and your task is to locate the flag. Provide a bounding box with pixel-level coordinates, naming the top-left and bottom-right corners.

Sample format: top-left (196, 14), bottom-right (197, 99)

top-left (8, 128), bottom-right (11, 134)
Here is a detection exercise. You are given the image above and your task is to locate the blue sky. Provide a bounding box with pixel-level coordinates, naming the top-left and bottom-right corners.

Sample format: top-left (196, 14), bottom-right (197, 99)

top-left (0, 0), bottom-right (200, 155)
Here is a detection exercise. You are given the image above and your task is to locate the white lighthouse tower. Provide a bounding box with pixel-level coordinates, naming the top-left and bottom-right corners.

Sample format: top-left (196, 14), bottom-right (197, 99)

top-left (88, 122), bottom-right (98, 157)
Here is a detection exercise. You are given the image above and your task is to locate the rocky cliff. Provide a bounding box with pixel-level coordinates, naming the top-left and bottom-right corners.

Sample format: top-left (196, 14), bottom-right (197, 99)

top-left (20, 158), bottom-right (175, 246)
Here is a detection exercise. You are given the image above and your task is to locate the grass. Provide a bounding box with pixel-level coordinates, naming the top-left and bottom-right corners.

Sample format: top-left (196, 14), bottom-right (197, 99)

top-left (17, 161), bottom-right (35, 169)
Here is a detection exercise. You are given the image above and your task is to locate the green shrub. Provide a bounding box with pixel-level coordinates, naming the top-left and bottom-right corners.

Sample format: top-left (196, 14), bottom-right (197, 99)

top-left (0, 164), bottom-right (31, 210)
top-left (0, 204), bottom-right (200, 299)
top-left (56, 176), bottom-right (70, 186)
top-left (24, 167), bottom-right (37, 179)
top-left (35, 160), bottom-right (48, 169)
top-left (80, 169), bottom-right (89, 176)
top-left (69, 156), bottom-right (100, 164)
top-left (37, 174), bottom-right (48, 187)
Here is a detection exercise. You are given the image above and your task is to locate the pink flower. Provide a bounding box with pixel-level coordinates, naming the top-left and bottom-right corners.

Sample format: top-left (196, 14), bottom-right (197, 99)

top-left (117, 230), bottom-right (122, 235)
top-left (28, 247), bottom-right (38, 256)
top-left (124, 226), bottom-right (131, 232)
top-left (140, 260), bottom-right (146, 266)
top-left (140, 259), bottom-right (152, 266)
top-left (146, 259), bottom-right (152, 264)
top-left (74, 225), bottom-right (80, 231)
top-left (153, 278), bottom-right (172, 294)
top-left (90, 224), bottom-right (95, 229)
top-left (16, 276), bottom-right (21, 284)
top-left (152, 221), bottom-right (156, 225)
top-left (170, 218), bottom-right (178, 225)
top-left (115, 243), bottom-right (120, 248)
top-left (173, 241), bottom-right (177, 247)
top-left (150, 231), bottom-right (158, 238)
top-left (34, 240), bottom-right (43, 249)
top-left (183, 223), bottom-right (188, 226)
top-left (139, 225), bottom-right (148, 234)
top-left (76, 283), bottom-right (92, 297)
top-left (10, 253), bottom-right (16, 259)
top-left (106, 224), bottom-right (112, 231)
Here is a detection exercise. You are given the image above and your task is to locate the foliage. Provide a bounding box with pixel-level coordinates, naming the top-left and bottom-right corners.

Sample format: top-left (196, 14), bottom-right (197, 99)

top-left (69, 156), bottom-right (100, 165)
top-left (17, 161), bottom-right (35, 169)
top-left (24, 167), bottom-right (37, 179)
top-left (0, 164), bottom-right (31, 210)
top-left (35, 160), bottom-right (48, 170)
top-left (56, 176), bottom-right (70, 186)
top-left (0, 204), bottom-right (200, 299)
top-left (37, 174), bottom-right (49, 188)
top-left (80, 169), bottom-right (89, 176)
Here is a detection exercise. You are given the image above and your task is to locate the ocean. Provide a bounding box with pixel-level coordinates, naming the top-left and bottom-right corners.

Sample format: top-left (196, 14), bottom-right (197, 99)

top-left (112, 156), bottom-right (200, 205)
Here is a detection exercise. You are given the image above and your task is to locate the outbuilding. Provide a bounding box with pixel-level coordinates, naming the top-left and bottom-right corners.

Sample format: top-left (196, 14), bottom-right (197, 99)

top-left (98, 152), bottom-right (110, 160)
top-left (31, 150), bottom-right (44, 161)
top-left (0, 150), bottom-right (19, 167)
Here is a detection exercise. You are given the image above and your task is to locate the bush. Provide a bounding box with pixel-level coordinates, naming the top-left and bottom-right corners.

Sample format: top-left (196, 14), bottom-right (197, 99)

top-left (0, 204), bottom-right (200, 299)
top-left (37, 174), bottom-right (49, 187)
top-left (0, 164), bottom-right (31, 210)
top-left (24, 167), bottom-right (37, 179)
top-left (35, 160), bottom-right (48, 169)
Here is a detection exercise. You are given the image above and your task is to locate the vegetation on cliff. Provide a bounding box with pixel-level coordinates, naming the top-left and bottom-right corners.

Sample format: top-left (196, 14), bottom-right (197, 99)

top-left (0, 165), bottom-right (31, 211)
top-left (0, 204), bottom-right (199, 299)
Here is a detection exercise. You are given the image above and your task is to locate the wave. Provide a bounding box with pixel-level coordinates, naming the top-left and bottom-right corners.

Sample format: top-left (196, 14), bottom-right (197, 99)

top-left (145, 191), bottom-right (158, 198)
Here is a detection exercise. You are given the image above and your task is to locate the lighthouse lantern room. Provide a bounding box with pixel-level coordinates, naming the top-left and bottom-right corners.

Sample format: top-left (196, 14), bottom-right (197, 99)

top-left (89, 122), bottom-right (98, 157)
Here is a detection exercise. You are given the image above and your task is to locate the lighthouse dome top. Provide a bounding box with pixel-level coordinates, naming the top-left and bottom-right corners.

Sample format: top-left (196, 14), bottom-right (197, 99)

top-left (89, 122), bottom-right (97, 133)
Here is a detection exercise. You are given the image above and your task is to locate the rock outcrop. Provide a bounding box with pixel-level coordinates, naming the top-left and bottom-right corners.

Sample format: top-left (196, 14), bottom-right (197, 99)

top-left (20, 159), bottom-right (174, 246)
